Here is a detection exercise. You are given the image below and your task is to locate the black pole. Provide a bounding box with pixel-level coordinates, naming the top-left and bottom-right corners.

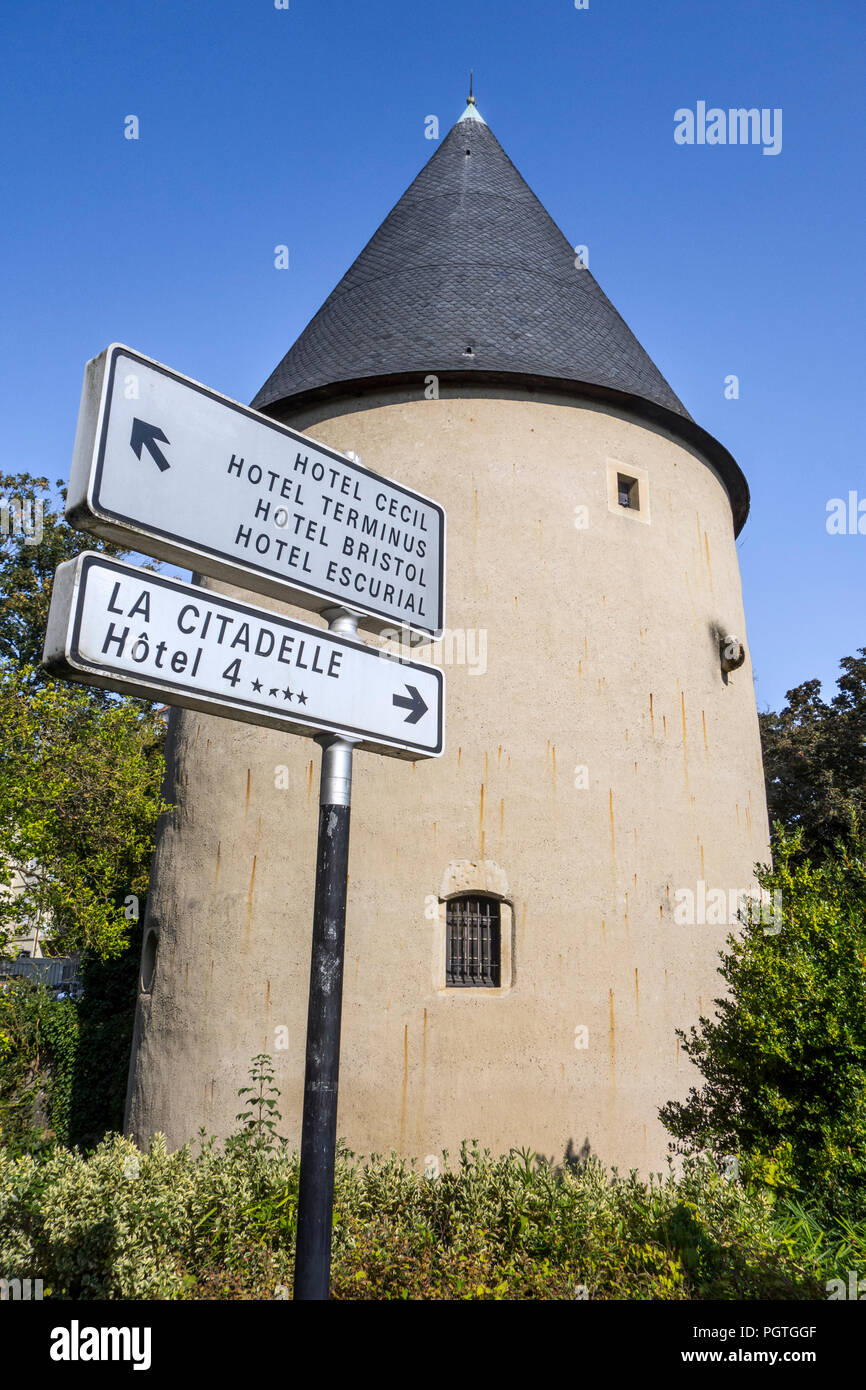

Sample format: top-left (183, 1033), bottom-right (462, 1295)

top-left (294, 772), bottom-right (351, 1298)
top-left (294, 611), bottom-right (359, 1299)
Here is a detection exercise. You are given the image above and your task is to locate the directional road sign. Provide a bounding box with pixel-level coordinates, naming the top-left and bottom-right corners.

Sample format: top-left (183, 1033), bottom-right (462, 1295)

top-left (67, 344), bottom-right (445, 639)
top-left (43, 553), bottom-right (445, 759)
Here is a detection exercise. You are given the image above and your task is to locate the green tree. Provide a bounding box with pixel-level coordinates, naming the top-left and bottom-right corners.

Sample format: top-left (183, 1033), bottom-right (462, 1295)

top-left (0, 471), bottom-right (170, 960)
top-left (0, 669), bottom-right (170, 959)
top-left (0, 472), bottom-right (173, 1151)
top-left (0, 472), bottom-right (172, 1152)
top-left (660, 828), bottom-right (866, 1219)
top-left (0, 472), bottom-right (130, 682)
top-left (759, 651), bottom-right (866, 860)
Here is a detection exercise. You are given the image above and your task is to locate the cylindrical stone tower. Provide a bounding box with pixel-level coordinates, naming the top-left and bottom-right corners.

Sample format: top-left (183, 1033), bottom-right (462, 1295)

top-left (125, 101), bottom-right (769, 1173)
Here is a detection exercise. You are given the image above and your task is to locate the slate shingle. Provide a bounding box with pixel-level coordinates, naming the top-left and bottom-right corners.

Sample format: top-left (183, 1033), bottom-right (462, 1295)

top-left (253, 109), bottom-right (749, 531)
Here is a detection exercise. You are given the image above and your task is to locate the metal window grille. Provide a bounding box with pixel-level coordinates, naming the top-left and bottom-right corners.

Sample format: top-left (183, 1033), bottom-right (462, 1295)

top-left (446, 896), bottom-right (501, 987)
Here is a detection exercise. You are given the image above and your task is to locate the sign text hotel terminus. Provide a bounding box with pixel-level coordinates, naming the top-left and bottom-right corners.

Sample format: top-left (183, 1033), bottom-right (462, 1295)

top-left (66, 345), bottom-right (445, 639)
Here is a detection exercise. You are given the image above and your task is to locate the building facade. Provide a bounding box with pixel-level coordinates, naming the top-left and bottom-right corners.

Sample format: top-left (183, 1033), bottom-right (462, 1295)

top-left (125, 102), bottom-right (770, 1171)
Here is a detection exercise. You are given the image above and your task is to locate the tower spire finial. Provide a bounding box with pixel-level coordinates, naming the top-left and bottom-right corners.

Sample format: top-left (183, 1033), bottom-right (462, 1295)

top-left (467, 70), bottom-right (476, 106)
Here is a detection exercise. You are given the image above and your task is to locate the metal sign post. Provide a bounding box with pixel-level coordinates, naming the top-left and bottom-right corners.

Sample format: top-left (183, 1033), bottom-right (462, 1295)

top-left (294, 611), bottom-right (358, 1300)
top-left (45, 345), bottom-right (448, 1301)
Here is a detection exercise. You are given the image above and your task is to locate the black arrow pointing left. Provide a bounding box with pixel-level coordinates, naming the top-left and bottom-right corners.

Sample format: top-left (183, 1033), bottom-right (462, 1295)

top-left (130, 418), bottom-right (171, 472)
top-left (393, 684), bottom-right (428, 725)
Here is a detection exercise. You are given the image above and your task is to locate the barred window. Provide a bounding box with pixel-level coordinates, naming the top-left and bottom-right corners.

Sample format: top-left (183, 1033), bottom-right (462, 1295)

top-left (446, 895), bottom-right (501, 988)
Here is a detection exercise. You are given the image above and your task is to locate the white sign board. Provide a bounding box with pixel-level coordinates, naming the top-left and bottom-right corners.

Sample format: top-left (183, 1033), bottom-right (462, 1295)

top-left (43, 554), bottom-right (444, 760)
top-left (66, 345), bottom-right (445, 639)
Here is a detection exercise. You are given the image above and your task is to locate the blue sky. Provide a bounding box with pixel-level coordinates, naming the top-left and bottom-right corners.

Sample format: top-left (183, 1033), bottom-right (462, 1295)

top-left (1, 0), bottom-right (863, 712)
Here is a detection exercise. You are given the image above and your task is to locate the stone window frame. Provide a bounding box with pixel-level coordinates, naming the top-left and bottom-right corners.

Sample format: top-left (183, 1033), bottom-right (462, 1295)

top-left (431, 860), bottom-right (515, 995)
top-left (607, 458), bottom-right (650, 524)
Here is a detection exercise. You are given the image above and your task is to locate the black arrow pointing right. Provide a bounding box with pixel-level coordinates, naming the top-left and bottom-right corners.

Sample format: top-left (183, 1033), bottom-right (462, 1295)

top-left (393, 684), bottom-right (428, 725)
top-left (130, 418), bottom-right (171, 472)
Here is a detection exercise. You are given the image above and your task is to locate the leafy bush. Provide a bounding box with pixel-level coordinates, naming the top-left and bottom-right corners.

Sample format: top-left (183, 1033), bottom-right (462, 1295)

top-left (0, 979), bottom-right (78, 1155)
top-left (0, 1131), bottom-right (855, 1300)
top-left (660, 827), bottom-right (866, 1221)
top-left (0, 941), bottom-right (141, 1155)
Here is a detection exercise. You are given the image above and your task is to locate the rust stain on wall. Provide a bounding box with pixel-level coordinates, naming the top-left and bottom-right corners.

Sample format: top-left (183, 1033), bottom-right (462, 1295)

top-left (703, 531), bottom-right (714, 595)
top-left (244, 856), bottom-right (258, 950)
top-left (608, 989), bottom-right (616, 1090)
top-left (609, 789), bottom-right (616, 893)
top-left (399, 1023), bottom-right (409, 1152)
top-left (416, 1007), bottom-right (428, 1145)
top-left (681, 692), bottom-right (689, 791)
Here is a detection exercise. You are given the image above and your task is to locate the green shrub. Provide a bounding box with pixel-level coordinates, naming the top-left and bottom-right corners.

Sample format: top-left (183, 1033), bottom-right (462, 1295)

top-left (0, 928), bottom-right (143, 1155)
top-left (0, 1134), bottom-right (851, 1300)
top-left (0, 1055), bottom-right (858, 1300)
top-left (660, 828), bottom-right (866, 1220)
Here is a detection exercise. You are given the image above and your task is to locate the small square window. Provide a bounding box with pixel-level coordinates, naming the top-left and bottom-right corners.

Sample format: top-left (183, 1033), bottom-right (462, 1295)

top-left (446, 896), bottom-right (501, 987)
top-left (617, 473), bottom-right (639, 510)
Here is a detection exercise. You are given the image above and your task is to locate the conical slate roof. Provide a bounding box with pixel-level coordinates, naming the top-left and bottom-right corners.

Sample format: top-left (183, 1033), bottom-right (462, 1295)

top-left (253, 105), bottom-right (749, 530)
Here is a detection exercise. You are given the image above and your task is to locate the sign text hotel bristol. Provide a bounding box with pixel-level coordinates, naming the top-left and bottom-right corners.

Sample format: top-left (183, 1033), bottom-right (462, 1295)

top-left (67, 344), bottom-right (445, 638)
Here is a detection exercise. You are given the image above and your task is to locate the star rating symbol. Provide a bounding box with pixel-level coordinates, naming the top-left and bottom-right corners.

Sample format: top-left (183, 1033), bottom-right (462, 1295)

top-left (251, 678), bottom-right (262, 693)
top-left (297, 691), bottom-right (307, 706)
top-left (282, 688), bottom-right (293, 701)
top-left (269, 688), bottom-right (278, 698)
